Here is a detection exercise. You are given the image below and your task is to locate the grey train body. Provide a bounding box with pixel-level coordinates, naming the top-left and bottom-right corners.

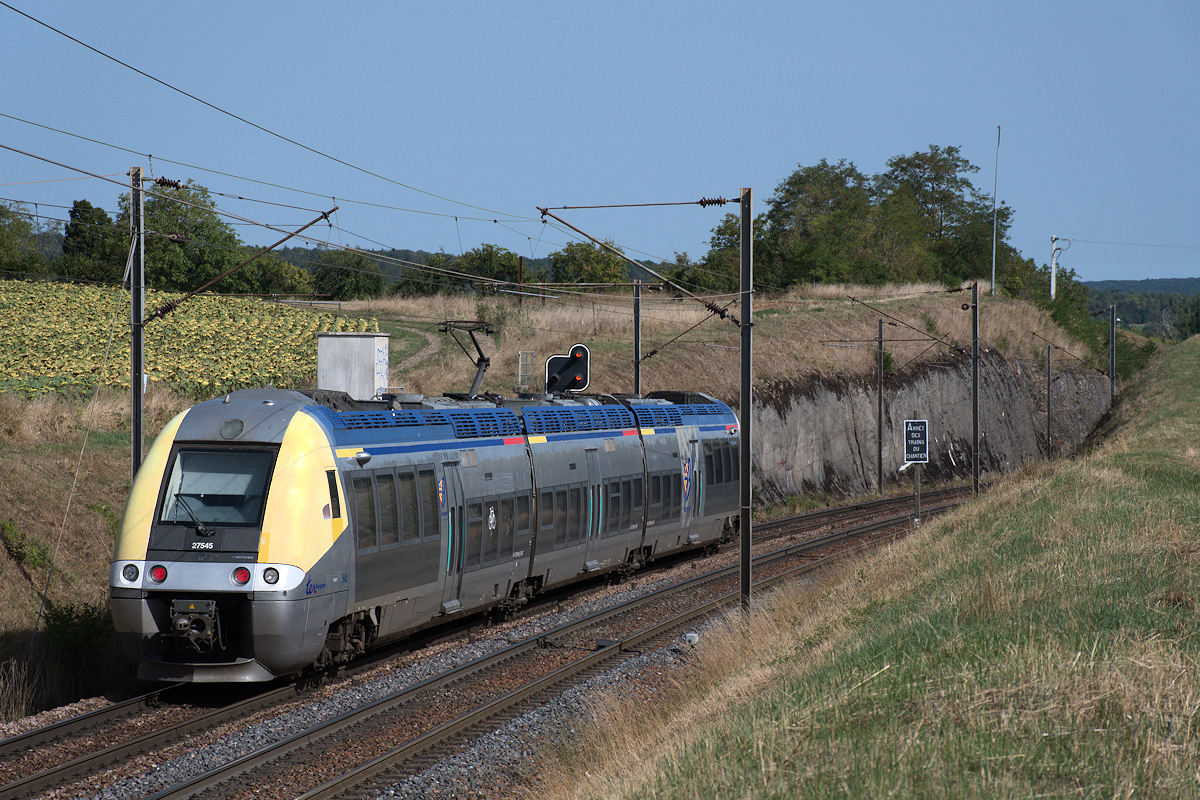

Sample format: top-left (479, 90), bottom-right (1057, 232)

top-left (110, 388), bottom-right (739, 682)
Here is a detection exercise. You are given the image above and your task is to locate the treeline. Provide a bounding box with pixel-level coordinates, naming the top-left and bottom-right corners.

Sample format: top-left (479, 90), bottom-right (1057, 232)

top-left (668, 145), bottom-right (1024, 292)
top-left (1088, 288), bottom-right (1200, 340)
top-left (0, 183), bottom-right (663, 300)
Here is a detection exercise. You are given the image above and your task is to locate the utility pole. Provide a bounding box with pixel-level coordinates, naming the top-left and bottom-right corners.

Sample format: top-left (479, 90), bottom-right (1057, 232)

top-left (130, 167), bottom-right (145, 481)
top-left (876, 318), bottom-right (883, 494)
top-left (991, 125), bottom-right (1000, 296)
top-left (1050, 236), bottom-right (1060, 301)
top-left (972, 282), bottom-right (979, 495)
top-left (633, 280), bottom-right (642, 395)
top-left (1109, 304), bottom-right (1116, 406)
top-left (517, 256), bottom-right (524, 308)
top-left (739, 187), bottom-right (753, 612)
top-left (1046, 344), bottom-right (1052, 459)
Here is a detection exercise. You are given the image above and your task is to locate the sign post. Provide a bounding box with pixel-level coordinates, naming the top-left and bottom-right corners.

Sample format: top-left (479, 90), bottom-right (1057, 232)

top-left (904, 419), bottom-right (929, 527)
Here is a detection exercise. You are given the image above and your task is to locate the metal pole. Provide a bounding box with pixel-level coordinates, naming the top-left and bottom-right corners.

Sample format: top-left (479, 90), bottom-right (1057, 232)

top-left (517, 256), bottom-right (524, 308)
top-left (1050, 236), bottom-right (1059, 301)
top-left (1046, 344), bottom-right (1052, 459)
top-left (972, 282), bottom-right (979, 495)
top-left (1109, 304), bottom-right (1116, 406)
top-left (131, 166), bottom-right (145, 481)
top-left (991, 125), bottom-right (1000, 297)
top-left (877, 318), bottom-right (883, 494)
top-left (739, 187), bottom-right (753, 612)
top-left (914, 463), bottom-right (921, 527)
top-left (633, 280), bottom-right (642, 395)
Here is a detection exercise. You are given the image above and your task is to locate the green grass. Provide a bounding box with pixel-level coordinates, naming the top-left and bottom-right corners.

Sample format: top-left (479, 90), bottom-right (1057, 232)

top-left (557, 336), bottom-right (1200, 799)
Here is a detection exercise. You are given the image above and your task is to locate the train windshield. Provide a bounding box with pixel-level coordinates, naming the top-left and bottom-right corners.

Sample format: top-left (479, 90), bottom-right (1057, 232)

top-left (159, 448), bottom-right (276, 527)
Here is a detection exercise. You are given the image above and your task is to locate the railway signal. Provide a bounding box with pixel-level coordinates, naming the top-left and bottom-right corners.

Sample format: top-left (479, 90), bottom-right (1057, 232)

top-left (545, 344), bottom-right (590, 393)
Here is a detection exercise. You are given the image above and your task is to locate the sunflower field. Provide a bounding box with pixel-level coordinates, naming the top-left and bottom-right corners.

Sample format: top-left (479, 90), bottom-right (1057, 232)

top-left (0, 278), bottom-right (377, 397)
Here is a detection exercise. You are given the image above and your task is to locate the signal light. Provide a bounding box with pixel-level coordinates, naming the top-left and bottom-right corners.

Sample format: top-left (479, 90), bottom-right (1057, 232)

top-left (232, 567), bottom-right (251, 586)
top-left (545, 343), bottom-right (590, 393)
top-left (150, 565), bottom-right (167, 583)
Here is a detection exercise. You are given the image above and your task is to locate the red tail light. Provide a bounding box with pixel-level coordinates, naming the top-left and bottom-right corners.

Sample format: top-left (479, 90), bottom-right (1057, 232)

top-left (232, 567), bottom-right (251, 585)
top-left (150, 565), bottom-right (168, 583)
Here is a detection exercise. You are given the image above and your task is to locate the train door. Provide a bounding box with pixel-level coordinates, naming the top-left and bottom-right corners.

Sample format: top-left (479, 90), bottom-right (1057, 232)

top-left (681, 433), bottom-right (701, 540)
top-left (440, 462), bottom-right (466, 613)
top-left (582, 448), bottom-right (602, 563)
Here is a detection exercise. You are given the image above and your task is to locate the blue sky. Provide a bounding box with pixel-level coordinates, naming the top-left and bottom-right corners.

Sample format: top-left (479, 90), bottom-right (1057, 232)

top-left (2, 1), bottom-right (1198, 283)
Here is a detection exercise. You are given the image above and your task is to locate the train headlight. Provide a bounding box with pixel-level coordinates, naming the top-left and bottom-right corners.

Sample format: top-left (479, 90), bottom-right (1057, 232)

top-left (263, 568), bottom-right (279, 585)
top-left (232, 567), bottom-right (251, 586)
top-left (150, 565), bottom-right (167, 583)
top-left (121, 564), bottom-right (140, 582)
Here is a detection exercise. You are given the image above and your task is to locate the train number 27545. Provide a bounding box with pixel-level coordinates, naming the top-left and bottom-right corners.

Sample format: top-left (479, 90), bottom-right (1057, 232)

top-left (191, 541), bottom-right (215, 550)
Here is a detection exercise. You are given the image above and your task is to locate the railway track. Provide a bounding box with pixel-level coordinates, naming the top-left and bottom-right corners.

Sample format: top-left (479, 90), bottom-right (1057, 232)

top-left (0, 485), bottom-right (970, 800)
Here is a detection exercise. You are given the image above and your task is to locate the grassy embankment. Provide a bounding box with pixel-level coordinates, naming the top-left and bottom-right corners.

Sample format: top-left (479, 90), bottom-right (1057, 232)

top-left (542, 335), bottom-right (1200, 798)
top-left (0, 278), bottom-right (1115, 721)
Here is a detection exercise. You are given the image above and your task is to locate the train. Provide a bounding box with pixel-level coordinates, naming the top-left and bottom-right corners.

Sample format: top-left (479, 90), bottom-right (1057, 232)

top-left (109, 387), bottom-right (739, 682)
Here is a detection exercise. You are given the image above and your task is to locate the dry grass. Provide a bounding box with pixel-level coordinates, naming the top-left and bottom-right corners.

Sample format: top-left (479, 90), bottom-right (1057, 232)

top-left (345, 282), bottom-right (1076, 405)
top-left (537, 337), bottom-right (1200, 798)
top-left (0, 385), bottom-right (189, 446)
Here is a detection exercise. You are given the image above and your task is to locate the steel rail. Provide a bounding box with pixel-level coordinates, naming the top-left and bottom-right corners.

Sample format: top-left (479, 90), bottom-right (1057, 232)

top-left (0, 683), bottom-right (184, 759)
top-left (0, 683), bottom-right (297, 800)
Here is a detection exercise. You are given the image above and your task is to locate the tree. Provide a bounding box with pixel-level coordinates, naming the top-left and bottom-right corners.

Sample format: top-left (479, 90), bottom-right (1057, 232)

top-left (60, 200), bottom-right (125, 283)
top-left (457, 244), bottom-right (521, 284)
top-left (875, 145), bottom-right (1009, 284)
top-left (0, 201), bottom-right (45, 274)
top-left (117, 180), bottom-right (242, 290)
top-left (229, 251), bottom-right (314, 296)
top-left (549, 241), bottom-right (628, 284)
top-left (760, 158), bottom-right (879, 285)
top-left (312, 249), bottom-right (384, 300)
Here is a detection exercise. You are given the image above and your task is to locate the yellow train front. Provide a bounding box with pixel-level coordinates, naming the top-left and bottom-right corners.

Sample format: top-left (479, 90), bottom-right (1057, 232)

top-left (110, 389), bottom-right (350, 682)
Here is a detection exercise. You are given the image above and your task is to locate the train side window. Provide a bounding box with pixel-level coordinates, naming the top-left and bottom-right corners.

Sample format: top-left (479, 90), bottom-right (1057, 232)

top-left (660, 472), bottom-right (671, 521)
top-left (728, 442), bottom-right (738, 483)
top-left (418, 468), bottom-right (438, 541)
top-left (500, 496), bottom-right (515, 558)
top-left (377, 472), bottom-right (400, 548)
top-left (398, 471), bottom-right (419, 544)
top-left (567, 487), bottom-right (582, 544)
top-left (515, 494), bottom-right (531, 547)
top-left (606, 481), bottom-right (621, 536)
top-left (326, 470), bottom-right (341, 518)
top-left (650, 475), bottom-right (662, 521)
top-left (704, 443), bottom-right (715, 487)
top-left (632, 477), bottom-right (643, 517)
top-left (554, 488), bottom-right (568, 547)
top-left (539, 491), bottom-right (554, 531)
top-left (672, 473), bottom-right (682, 519)
top-left (466, 502), bottom-right (483, 570)
top-left (483, 499), bottom-right (499, 566)
top-left (619, 479), bottom-right (632, 531)
top-left (353, 475), bottom-right (377, 553)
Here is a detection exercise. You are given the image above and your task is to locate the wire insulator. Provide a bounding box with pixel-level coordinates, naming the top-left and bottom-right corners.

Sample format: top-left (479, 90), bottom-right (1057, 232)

top-left (154, 176), bottom-right (183, 189)
top-left (697, 197), bottom-right (729, 208)
top-left (703, 300), bottom-right (730, 319)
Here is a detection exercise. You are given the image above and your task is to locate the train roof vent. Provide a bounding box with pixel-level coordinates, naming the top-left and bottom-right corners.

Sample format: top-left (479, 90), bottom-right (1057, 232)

top-left (445, 408), bottom-right (523, 439)
top-left (631, 405), bottom-right (683, 427)
top-left (315, 406), bottom-right (450, 430)
top-left (522, 405), bottom-right (635, 435)
top-left (674, 403), bottom-right (728, 418)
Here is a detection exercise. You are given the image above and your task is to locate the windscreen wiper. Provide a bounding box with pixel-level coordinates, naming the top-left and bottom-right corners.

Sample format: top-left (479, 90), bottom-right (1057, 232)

top-left (174, 494), bottom-right (212, 536)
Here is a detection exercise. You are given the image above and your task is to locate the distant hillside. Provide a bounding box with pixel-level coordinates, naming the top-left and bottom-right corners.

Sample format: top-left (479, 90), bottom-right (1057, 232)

top-left (1084, 277), bottom-right (1200, 295)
